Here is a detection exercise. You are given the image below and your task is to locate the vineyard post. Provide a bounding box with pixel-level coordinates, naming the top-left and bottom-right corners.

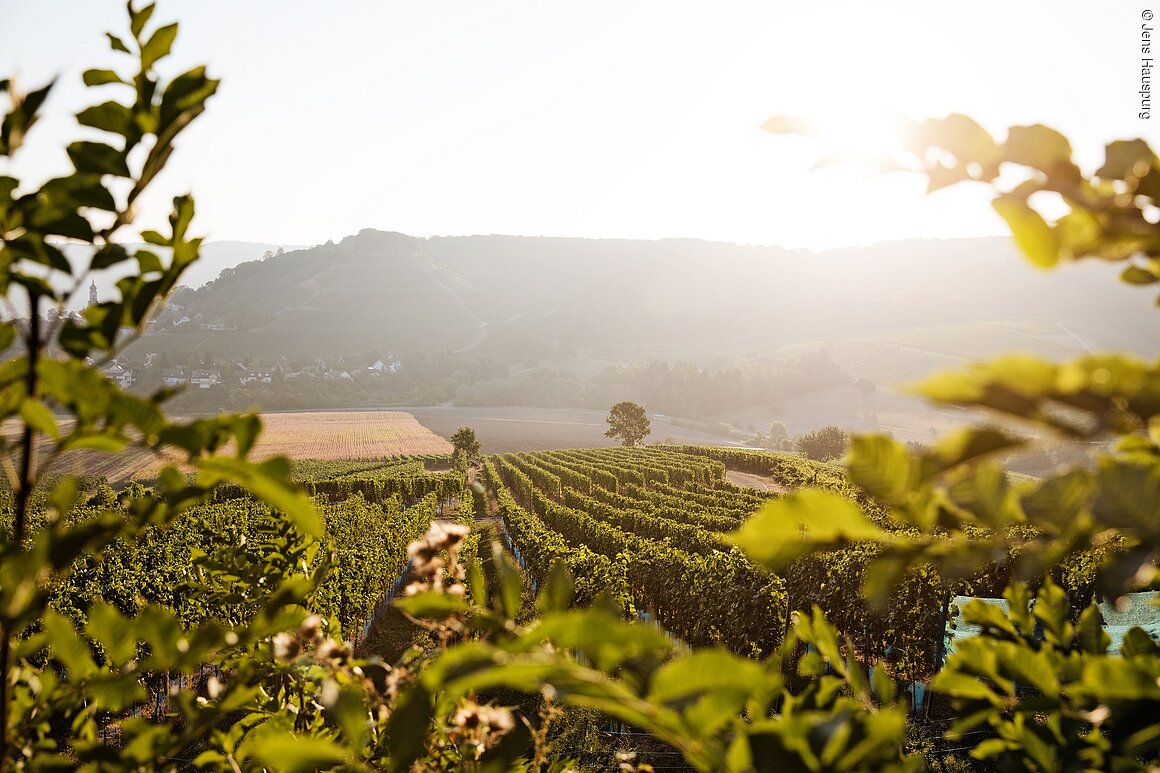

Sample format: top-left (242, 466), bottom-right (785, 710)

top-left (780, 587), bottom-right (794, 681)
top-left (927, 591), bottom-right (952, 720)
top-left (862, 618), bottom-right (872, 685)
top-left (1, 291), bottom-right (43, 768)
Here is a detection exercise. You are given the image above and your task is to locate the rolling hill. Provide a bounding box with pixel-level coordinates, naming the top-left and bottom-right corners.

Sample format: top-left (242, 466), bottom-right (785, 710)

top-left (141, 229), bottom-right (1158, 372)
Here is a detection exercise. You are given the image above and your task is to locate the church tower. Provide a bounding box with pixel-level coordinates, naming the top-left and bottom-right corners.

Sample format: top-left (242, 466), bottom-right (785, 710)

top-left (88, 280), bottom-right (97, 307)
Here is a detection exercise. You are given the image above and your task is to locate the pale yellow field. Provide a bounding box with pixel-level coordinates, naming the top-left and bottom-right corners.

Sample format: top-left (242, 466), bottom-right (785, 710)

top-left (242, 411), bottom-right (452, 460)
top-left (5, 411), bottom-right (452, 484)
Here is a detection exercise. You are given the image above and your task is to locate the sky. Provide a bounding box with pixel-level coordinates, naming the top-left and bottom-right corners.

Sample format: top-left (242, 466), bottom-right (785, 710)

top-left (1, 1), bottom-right (1154, 250)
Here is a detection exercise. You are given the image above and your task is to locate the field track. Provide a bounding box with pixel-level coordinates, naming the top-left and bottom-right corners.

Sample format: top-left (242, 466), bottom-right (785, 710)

top-left (725, 470), bottom-right (792, 494)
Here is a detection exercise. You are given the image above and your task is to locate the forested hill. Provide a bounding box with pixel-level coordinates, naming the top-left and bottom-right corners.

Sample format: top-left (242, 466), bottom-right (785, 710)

top-left (157, 229), bottom-right (1158, 364)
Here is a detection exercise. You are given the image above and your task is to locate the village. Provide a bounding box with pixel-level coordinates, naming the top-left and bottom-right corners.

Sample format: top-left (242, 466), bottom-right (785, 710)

top-left (98, 352), bottom-right (403, 391)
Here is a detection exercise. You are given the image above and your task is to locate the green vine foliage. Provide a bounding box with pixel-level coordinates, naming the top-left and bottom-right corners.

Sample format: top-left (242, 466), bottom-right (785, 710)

top-left (0, 5), bottom-right (430, 769)
top-left (725, 118), bottom-right (1160, 768)
top-left (398, 123), bottom-right (1160, 772)
top-left (5, 4), bottom-right (1160, 771)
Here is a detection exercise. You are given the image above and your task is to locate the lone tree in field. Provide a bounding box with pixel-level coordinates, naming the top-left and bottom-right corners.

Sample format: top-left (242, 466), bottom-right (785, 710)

top-left (605, 401), bottom-right (651, 447)
top-left (795, 425), bottom-right (847, 461)
top-left (451, 426), bottom-right (481, 461)
top-left (766, 420), bottom-right (791, 450)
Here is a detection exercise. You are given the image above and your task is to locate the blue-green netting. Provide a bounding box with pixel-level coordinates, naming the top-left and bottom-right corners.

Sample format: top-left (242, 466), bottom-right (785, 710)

top-left (943, 596), bottom-right (1008, 659)
top-left (1098, 591), bottom-right (1160, 654)
top-left (944, 592), bottom-right (1160, 660)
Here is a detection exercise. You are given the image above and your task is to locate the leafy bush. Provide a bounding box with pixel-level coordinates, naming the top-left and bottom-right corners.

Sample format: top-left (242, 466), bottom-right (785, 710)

top-left (795, 425), bottom-right (849, 461)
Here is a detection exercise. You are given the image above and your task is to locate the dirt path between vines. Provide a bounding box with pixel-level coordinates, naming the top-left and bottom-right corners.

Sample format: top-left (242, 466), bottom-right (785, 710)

top-left (725, 470), bottom-right (792, 494)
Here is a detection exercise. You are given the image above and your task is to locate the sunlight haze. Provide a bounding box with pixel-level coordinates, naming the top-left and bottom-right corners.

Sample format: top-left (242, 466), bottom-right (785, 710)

top-left (1, 0), bottom-right (1148, 249)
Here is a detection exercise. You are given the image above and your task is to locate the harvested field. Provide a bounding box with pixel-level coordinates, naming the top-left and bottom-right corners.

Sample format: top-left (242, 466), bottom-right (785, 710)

top-left (5, 411), bottom-right (452, 484)
top-left (246, 411), bottom-right (452, 459)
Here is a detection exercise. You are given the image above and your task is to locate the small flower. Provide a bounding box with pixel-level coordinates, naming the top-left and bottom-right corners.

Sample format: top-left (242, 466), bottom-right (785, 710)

top-left (449, 699), bottom-right (515, 757)
top-left (483, 705), bottom-right (514, 734)
top-left (298, 615), bottom-right (324, 642)
top-left (442, 523), bottom-right (469, 547)
top-left (408, 539), bottom-right (439, 565)
top-left (273, 632), bottom-right (301, 662)
top-left (316, 638), bottom-right (351, 665)
top-left (384, 667), bottom-right (411, 699)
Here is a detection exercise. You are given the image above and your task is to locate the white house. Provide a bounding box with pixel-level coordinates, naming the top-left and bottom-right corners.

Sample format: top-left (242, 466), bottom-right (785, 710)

top-left (161, 368), bottom-right (187, 387)
top-left (190, 369), bottom-right (220, 388)
top-left (369, 355), bottom-right (403, 374)
top-left (102, 363), bottom-right (134, 389)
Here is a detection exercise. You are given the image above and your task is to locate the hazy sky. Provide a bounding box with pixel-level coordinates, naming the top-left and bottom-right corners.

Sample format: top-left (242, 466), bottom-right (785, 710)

top-left (2, 1), bottom-right (1153, 250)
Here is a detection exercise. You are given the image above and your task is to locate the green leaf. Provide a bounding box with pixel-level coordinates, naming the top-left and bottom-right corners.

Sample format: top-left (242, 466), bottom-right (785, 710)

top-left (648, 649), bottom-right (763, 704)
top-left (386, 684), bottom-right (434, 773)
top-left (248, 734), bottom-right (350, 772)
top-left (1004, 125), bottom-right (1078, 177)
top-left (536, 559), bottom-right (575, 615)
top-left (129, 2), bottom-right (156, 39)
top-left (20, 398), bottom-right (59, 440)
top-left (1075, 605), bottom-right (1110, 654)
top-left (971, 738), bottom-right (1017, 759)
top-left (727, 489), bottom-right (891, 569)
top-left (82, 69), bottom-right (126, 87)
top-left (516, 609), bottom-right (672, 673)
top-left (1020, 470), bottom-right (1092, 530)
top-left (76, 101), bottom-right (135, 138)
top-left (845, 434), bottom-right (916, 503)
top-left (141, 23), bottom-right (178, 71)
top-left (106, 32), bottom-right (131, 53)
top-left (914, 113), bottom-right (997, 164)
top-left (1, 79), bottom-right (54, 156)
top-left (394, 591), bottom-right (468, 620)
top-left (921, 427), bottom-right (1026, 480)
top-left (135, 249), bottom-right (163, 275)
top-left (67, 140), bottom-right (130, 177)
top-left (495, 546), bottom-right (523, 619)
top-left (931, 668), bottom-right (1000, 701)
top-left (160, 66), bottom-right (219, 127)
top-left (39, 173), bottom-right (116, 212)
top-left (91, 243), bottom-right (130, 270)
top-left (44, 611), bottom-right (97, 677)
top-left (61, 434), bottom-right (126, 453)
top-left (466, 556), bottom-right (489, 608)
top-left (648, 649), bottom-right (764, 734)
top-left (1121, 264), bottom-right (1158, 285)
top-left (992, 195), bottom-right (1059, 268)
top-left (1121, 625), bottom-right (1160, 658)
top-left (231, 413), bottom-right (261, 457)
top-left (330, 686), bottom-right (370, 750)
top-left (1097, 139), bottom-right (1157, 179)
top-left (1091, 459), bottom-right (1160, 531)
top-left (869, 666), bottom-right (897, 704)
top-left (1082, 658), bottom-right (1160, 700)
top-left (86, 602), bottom-right (136, 664)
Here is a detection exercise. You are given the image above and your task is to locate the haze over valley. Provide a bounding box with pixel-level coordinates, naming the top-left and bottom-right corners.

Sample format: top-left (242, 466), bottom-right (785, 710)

top-left (101, 229), bottom-right (1159, 445)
